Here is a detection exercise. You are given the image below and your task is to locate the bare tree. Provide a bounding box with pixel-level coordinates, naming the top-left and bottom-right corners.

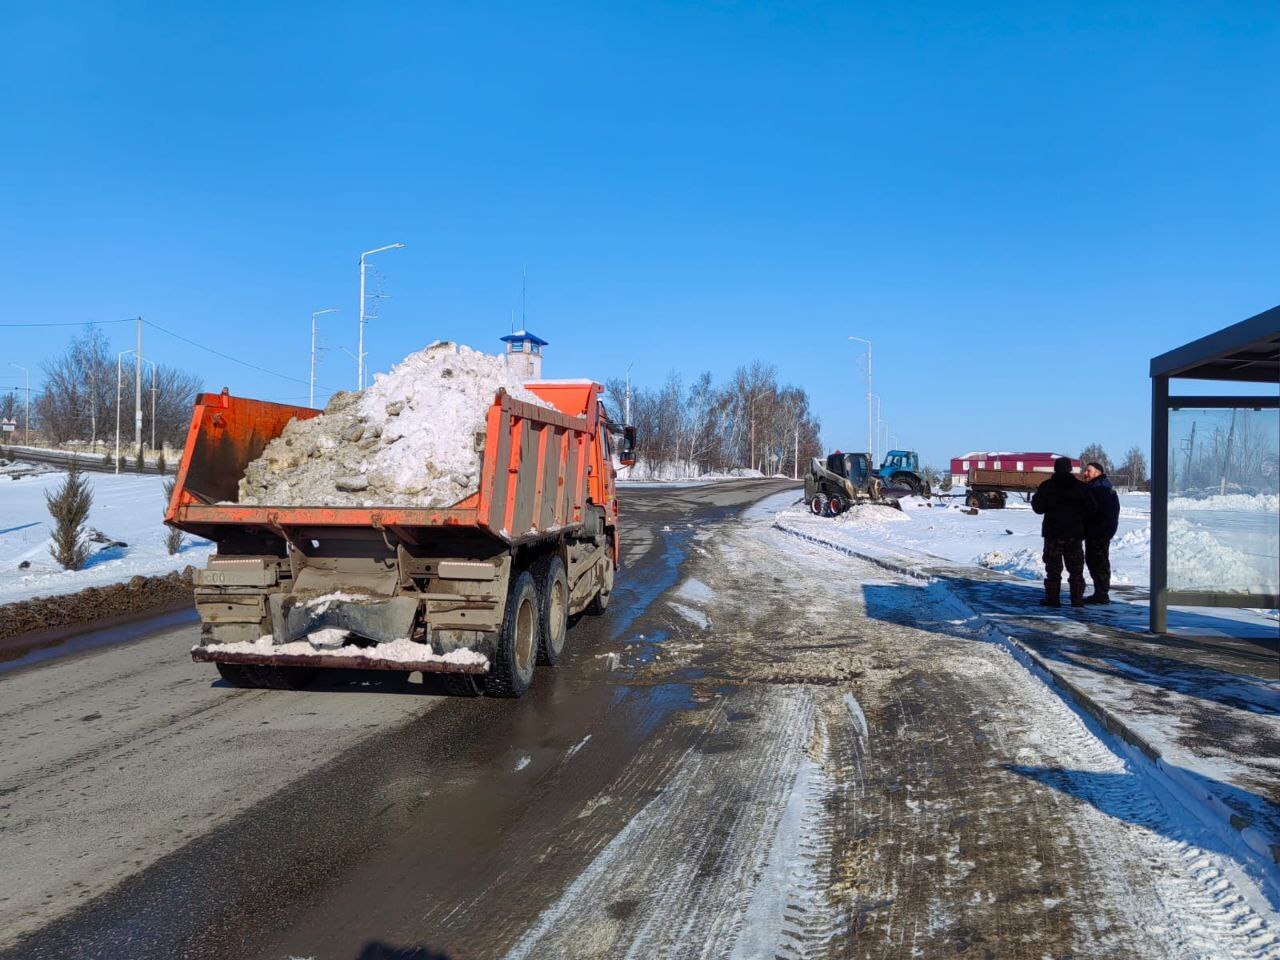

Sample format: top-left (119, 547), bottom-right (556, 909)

top-left (1079, 443), bottom-right (1113, 474)
top-left (1120, 447), bottom-right (1147, 489)
top-left (34, 327), bottom-right (201, 450)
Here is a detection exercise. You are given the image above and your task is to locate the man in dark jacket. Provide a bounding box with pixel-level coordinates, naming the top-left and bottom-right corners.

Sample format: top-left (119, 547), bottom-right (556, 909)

top-left (1030, 458), bottom-right (1096, 607)
top-left (1081, 460), bottom-right (1121, 604)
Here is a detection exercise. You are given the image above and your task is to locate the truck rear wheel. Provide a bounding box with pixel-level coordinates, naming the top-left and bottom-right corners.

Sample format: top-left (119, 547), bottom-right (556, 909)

top-left (534, 555), bottom-right (569, 665)
top-left (966, 492), bottom-right (982, 509)
top-left (485, 570), bottom-right (538, 698)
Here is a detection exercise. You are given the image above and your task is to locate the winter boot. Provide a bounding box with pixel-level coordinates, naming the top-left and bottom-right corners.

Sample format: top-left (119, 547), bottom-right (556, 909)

top-left (1084, 574), bottom-right (1111, 605)
top-left (1039, 580), bottom-right (1061, 607)
top-left (1069, 580), bottom-right (1087, 608)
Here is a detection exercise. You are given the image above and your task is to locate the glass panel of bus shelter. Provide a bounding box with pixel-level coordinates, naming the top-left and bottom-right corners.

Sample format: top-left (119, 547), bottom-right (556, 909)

top-left (1166, 406), bottom-right (1280, 596)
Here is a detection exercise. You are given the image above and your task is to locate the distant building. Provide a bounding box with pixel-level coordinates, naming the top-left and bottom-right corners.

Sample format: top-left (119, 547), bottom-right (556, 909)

top-left (501, 329), bottom-right (548, 380)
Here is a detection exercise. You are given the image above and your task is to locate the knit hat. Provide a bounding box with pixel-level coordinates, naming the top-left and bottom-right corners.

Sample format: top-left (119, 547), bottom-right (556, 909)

top-left (1054, 457), bottom-right (1074, 474)
top-left (1086, 461), bottom-right (1106, 475)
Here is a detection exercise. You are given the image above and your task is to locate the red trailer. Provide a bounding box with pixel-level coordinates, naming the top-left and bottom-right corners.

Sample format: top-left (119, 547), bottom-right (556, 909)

top-left (948, 452), bottom-right (1081, 509)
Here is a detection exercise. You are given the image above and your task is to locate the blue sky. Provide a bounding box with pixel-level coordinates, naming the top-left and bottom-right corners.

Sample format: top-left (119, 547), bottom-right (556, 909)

top-left (1, 1), bottom-right (1276, 467)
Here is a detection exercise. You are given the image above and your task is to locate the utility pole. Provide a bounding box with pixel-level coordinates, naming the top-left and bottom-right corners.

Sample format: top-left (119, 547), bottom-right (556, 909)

top-left (358, 243), bottom-right (405, 390)
top-left (150, 364), bottom-right (157, 452)
top-left (8, 363), bottom-right (28, 445)
top-left (310, 308), bottom-right (338, 408)
top-left (794, 422), bottom-right (800, 480)
top-left (849, 337), bottom-right (872, 462)
top-left (134, 317), bottom-right (143, 461)
top-left (624, 363), bottom-right (634, 425)
top-left (1219, 409), bottom-right (1238, 496)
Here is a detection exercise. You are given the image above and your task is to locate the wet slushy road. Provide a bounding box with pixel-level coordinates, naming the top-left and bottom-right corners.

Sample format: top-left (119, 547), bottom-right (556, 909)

top-left (2, 480), bottom-right (1277, 960)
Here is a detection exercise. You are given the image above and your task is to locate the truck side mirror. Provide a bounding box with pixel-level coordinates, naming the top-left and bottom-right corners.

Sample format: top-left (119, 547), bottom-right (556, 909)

top-left (619, 426), bottom-right (637, 467)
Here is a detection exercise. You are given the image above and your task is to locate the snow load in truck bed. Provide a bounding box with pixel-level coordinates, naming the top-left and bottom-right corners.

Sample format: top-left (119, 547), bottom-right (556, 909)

top-left (238, 342), bottom-right (549, 508)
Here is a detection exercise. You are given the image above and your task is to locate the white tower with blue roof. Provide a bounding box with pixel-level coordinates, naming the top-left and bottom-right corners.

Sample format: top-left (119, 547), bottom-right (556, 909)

top-left (501, 329), bottom-right (547, 380)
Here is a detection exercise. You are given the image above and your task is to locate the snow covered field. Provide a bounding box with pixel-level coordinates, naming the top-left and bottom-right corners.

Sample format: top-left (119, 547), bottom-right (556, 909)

top-left (778, 491), bottom-right (1278, 595)
top-left (0, 467), bottom-right (211, 605)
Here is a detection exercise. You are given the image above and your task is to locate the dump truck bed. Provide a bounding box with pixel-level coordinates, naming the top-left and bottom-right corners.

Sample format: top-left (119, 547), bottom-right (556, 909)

top-left (166, 386), bottom-right (600, 545)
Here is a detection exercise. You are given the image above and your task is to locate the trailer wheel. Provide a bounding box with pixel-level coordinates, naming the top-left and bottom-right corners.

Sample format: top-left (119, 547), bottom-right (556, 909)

top-left (485, 570), bottom-right (538, 698)
top-left (215, 662), bottom-right (258, 688)
top-left (534, 555), bottom-right (570, 666)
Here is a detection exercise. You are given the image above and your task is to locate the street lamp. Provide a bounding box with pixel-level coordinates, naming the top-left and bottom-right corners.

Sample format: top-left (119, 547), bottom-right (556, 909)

top-left (358, 243), bottom-right (405, 390)
top-left (848, 337), bottom-right (873, 463)
top-left (624, 362), bottom-right (634, 425)
top-left (8, 363), bottom-right (28, 445)
top-left (310, 308), bottom-right (338, 408)
top-left (870, 393), bottom-right (884, 464)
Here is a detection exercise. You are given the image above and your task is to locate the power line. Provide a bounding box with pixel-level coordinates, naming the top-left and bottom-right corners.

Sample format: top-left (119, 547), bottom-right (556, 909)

top-left (141, 319), bottom-right (341, 393)
top-left (0, 320), bottom-right (135, 330)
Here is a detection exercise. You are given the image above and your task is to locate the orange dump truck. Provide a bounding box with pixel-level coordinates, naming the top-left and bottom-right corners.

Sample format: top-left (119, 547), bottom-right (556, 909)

top-left (165, 381), bottom-right (634, 697)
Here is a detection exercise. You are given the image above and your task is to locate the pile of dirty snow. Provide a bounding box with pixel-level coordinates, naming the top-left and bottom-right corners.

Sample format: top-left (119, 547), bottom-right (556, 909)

top-left (239, 342), bottom-right (548, 508)
top-left (976, 547), bottom-right (1044, 580)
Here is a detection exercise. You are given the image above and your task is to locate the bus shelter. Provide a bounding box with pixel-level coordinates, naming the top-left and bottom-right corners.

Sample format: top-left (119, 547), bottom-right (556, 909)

top-left (1149, 306), bottom-right (1280, 633)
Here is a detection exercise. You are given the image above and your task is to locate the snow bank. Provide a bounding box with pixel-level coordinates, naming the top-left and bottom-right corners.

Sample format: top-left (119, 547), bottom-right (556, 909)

top-left (198, 633), bottom-right (489, 668)
top-left (977, 547), bottom-right (1044, 580)
top-left (1169, 493), bottom-right (1279, 513)
top-left (239, 342), bottom-right (548, 508)
top-left (1114, 521), bottom-right (1268, 592)
top-left (617, 460), bottom-right (766, 482)
top-left (0, 470), bottom-right (212, 605)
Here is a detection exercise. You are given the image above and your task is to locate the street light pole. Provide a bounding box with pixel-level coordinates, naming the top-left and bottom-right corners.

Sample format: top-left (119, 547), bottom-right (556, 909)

top-left (310, 308), bottom-right (338, 408)
top-left (134, 317), bottom-right (143, 462)
top-left (624, 362), bottom-right (634, 425)
top-left (848, 337), bottom-right (872, 463)
top-left (8, 363), bottom-right (28, 444)
top-left (116, 350), bottom-right (154, 472)
top-left (358, 243), bottom-right (405, 391)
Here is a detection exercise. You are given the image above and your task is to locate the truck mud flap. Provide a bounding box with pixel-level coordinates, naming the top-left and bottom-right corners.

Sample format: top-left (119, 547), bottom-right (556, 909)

top-left (269, 594), bottom-right (419, 646)
top-left (190, 647), bottom-right (487, 674)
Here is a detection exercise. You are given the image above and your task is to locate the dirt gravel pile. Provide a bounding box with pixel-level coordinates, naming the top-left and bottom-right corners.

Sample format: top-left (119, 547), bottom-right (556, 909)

top-left (0, 569), bottom-right (194, 645)
top-left (239, 342), bottom-right (548, 508)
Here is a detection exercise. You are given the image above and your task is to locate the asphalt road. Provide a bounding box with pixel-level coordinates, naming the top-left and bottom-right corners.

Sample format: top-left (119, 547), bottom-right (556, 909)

top-left (1, 479), bottom-right (1276, 960)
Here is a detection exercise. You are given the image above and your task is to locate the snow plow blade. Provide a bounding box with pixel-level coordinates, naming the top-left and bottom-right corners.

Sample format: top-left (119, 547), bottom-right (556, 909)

top-left (190, 647), bottom-right (488, 674)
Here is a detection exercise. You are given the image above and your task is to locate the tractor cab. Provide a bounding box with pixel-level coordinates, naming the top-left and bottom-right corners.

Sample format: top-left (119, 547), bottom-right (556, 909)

top-left (880, 450), bottom-right (918, 474)
top-left (826, 451), bottom-right (871, 482)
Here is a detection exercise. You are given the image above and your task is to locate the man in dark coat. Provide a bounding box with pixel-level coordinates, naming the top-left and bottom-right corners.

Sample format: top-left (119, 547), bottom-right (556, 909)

top-left (1030, 457), bottom-right (1096, 607)
top-left (1081, 460), bottom-right (1121, 604)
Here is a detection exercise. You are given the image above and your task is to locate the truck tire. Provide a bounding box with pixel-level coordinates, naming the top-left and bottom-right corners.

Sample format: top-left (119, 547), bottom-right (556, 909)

top-left (485, 570), bottom-right (538, 698)
top-left (533, 555), bottom-right (570, 665)
top-left (587, 555), bottom-right (615, 615)
top-left (216, 662), bottom-right (257, 688)
top-left (966, 492), bottom-right (982, 509)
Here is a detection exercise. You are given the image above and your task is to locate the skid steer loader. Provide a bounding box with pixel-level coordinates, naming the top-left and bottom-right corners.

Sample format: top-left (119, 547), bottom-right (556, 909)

top-left (803, 451), bottom-right (904, 516)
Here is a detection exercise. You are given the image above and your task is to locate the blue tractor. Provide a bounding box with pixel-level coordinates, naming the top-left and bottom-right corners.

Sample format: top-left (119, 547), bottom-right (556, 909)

top-left (874, 450), bottom-right (930, 497)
